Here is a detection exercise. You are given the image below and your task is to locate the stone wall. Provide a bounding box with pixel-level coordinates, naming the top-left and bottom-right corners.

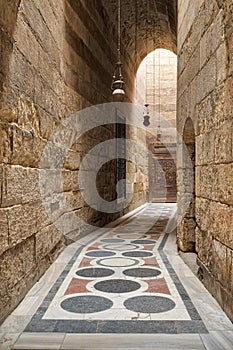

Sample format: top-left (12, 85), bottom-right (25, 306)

top-left (0, 0), bottom-right (136, 323)
top-left (177, 0), bottom-right (233, 321)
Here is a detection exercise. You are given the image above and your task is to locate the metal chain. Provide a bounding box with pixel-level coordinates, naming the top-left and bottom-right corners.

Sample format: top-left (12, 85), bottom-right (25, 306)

top-left (118, 0), bottom-right (121, 61)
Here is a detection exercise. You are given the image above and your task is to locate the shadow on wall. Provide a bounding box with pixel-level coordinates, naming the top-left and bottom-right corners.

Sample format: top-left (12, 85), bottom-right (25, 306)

top-left (0, 0), bottom-right (21, 107)
top-left (177, 117), bottom-right (196, 252)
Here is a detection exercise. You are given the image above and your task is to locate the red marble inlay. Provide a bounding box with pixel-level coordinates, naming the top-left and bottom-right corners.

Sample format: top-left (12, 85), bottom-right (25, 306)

top-left (143, 245), bottom-right (155, 251)
top-left (65, 278), bottom-right (91, 295)
top-left (145, 278), bottom-right (171, 294)
top-left (87, 246), bottom-right (99, 251)
top-left (79, 257), bottom-right (92, 267)
top-left (143, 257), bottom-right (159, 267)
top-left (88, 243), bottom-right (103, 250)
top-left (149, 234), bottom-right (161, 240)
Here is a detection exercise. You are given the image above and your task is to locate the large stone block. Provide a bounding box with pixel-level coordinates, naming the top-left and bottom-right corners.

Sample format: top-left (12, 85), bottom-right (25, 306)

top-left (196, 55), bottom-right (217, 104)
top-left (0, 121), bottom-right (12, 164)
top-left (10, 124), bottom-right (46, 168)
top-left (209, 201), bottom-right (233, 249)
top-left (195, 197), bottom-right (211, 232)
top-left (32, 0), bottom-right (63, 48)
top-left (14, 15), bottom-right (40, 70)
top-left (200, 9), bottom-right (225, 69)
top-left (65, 190), bottom-right (85, 211)
top-left (1, 165), bottom-right (41, 207)
top-left (196, 226), bottom-right (213, 269)
top-left (224, 77), bottom-right (233, 120)
top-left (177, 217), bottom-right (196, 252)
top-left (216, 42), bottom-right (227, 85)
top-left (216, 164), bottom-right (233, 205)
top-left (0, 107), bottom-right (18, 123)
top-left (203, 130), bottom-right (215, 165)
top-left (214, 119), bottom-right (232, 163)
top-left (20, 0), bottom-right (61, 70)
top-left (9, 48), bottom-right (35, 98)
top-left (6, 201), bottom-right (52, 248)
top-left (0, 209), bottom-right (9, 255)
top-left (198, 84), bottom-right (225, 135)
top-left (35, 224), bottom-right (63, 260)
top-left (62, 170), bottom-right (79, 192)
top-left (177, 167), bottom-right (194, 194)
top-left (17, 98), bottom-right (40, 136)
top-left (212, 239), bottom-right (232, 289)
top-left (196, 164), bottom-right (233, 204)
top-left (0, 237), bottom-right (35, 292)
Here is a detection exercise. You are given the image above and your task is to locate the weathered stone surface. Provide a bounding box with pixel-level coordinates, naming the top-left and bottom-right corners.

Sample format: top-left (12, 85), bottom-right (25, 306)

top-left (198, 84), bottom-right (225, 135)
top-left (209, 201), bottom-right (233, 249)
top-left (35, 224), bottom-right (63, 261)
top-left (196, 164), bottom-right (233, 204)
top-left (195, 197), bottom-right (211, 232)
top-left (0, 237), bottom-right (35, 292)
top-left (196, 227), bottom-right (213, 270)
top-left (0, 0), bottom-right (232, 327)
top-left (212, 239), bottom-right (232, 288)
top-left (178, 0), bottom-right (233, 322)
top-left (1, 166), bottom-right (41, 207)
top-left (0, 209), bottom-right (9, 255)
top-left (0, 122), bottom-right (12, 164)
top-left (177, 217), bottom-right (196, 252)
top-left (11, 124), bottom-right (46, 168)
top-left (6, 201), bottom-right (53, 248)
top-left (214, 120), bottom-right (232, 163)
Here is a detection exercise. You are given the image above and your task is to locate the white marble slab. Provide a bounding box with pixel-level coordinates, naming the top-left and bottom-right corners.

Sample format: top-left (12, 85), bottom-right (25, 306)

top-left (201, 330), bottom-right (233, 350)
top-left (61, 334), bottom-right (206, 350)
top-left (12, 333), bottom-right (65, 350)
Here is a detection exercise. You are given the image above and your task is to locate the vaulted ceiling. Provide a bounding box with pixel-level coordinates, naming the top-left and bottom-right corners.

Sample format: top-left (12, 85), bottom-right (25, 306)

top-left (102, 0), bottom-right (177, 65)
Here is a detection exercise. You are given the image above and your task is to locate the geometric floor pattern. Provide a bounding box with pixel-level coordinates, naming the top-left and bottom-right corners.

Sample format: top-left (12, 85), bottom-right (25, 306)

top-left (24, 204), bottom-right (207, 333)
top-left (1, 203), bottom-right (233, 349)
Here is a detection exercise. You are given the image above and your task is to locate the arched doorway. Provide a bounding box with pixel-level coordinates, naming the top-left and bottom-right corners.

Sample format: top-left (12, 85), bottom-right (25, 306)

top-left (177, 117), bottom-right (196, 251)
top-left (135, 49), bottom-right (177, 203)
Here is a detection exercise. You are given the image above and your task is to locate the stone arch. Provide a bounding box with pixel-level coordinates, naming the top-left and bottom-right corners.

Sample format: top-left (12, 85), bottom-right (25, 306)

top-left (134, 48), bottom-right (178, 203)
top-left (177, 117), bottom-right (196, 252)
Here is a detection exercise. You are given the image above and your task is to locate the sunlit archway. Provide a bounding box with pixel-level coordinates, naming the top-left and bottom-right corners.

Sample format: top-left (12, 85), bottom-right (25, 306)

top-left (134, 49), bottom-right (177, 203)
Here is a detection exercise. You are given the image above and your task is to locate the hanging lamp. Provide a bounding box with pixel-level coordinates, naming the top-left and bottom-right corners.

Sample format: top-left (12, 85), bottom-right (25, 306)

top-left (157, 48), bottom-right (162, 140)
top-left (143, 103), bottom-right (150, 127)
top-left (111, 0), bottom-right (125, 101)
top-left (143, 0), bottom-right (150, 127)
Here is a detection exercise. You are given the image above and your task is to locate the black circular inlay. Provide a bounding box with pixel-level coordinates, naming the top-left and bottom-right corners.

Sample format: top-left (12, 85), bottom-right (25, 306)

top-left (122, 251), bottom-right (153, 258)
top-left (124, 296), bottom-right (176, 313)
top-left (131, 239), bottom-right (155, 245)
top-left (100, 238), bottom-right (125, 243)
top-left (85, 250), bottom-right (116, 258)
top-left (61, 295), bottom-right (113, 314)
top-left (76, 267), bottom-right (114, 278)
top-left (94, 279), bottom-right (141, 293)
top-left (123, 267), bottom-right (161, 278)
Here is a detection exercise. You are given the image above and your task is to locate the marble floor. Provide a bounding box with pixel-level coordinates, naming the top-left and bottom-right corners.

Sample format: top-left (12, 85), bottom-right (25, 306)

top-left (0, 204), bottom-right (232, 350)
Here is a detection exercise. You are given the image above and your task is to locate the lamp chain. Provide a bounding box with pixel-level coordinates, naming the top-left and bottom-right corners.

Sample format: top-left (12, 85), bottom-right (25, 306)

top-left (158, 48), bottom-right (161, 130)
top-left (118, 0), bottom-right (121, 62)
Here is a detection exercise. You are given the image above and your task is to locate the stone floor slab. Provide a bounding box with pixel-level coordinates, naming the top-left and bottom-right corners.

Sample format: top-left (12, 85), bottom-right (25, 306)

top-left (200, 330), bottom-right (233, 350)
top-left (61, 334), bottom-right (206, 350)
top-left (12, 333), bottom-right (65, 350)
top-left (1, 204), bottom-right (232, 350)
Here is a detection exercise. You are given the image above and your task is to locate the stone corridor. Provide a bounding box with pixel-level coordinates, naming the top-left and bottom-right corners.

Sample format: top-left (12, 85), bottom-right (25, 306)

top-left (0, 204), bottom-right (232, 349)
top-left (0, 0), bottom-right (233, 348)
